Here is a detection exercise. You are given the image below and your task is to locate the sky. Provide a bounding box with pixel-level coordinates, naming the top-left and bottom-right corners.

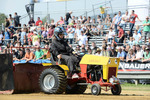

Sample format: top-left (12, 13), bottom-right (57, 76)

top-left (0, 0), bottom-right (128, 24)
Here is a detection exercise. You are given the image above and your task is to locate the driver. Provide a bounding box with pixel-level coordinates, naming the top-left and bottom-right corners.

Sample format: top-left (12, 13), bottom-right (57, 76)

top-left (50, 27), bottom-right (79, 77)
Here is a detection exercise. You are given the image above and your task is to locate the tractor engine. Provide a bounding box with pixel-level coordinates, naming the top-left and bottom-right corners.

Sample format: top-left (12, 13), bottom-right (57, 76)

top-left (87, 65), bottom-right (102, 81)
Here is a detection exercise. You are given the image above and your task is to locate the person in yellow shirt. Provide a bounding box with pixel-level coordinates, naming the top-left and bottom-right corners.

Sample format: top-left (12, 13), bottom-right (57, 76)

top-left (99, 5), bottom-right (109, 19)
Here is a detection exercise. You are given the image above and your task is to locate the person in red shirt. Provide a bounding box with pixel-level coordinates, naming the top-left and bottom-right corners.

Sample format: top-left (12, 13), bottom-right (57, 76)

top-left (118, 26), bottom-right (124, 46)
top-left (129, 10), bottom-right (141, 36)
top-left (35, 17), bottom-right (43, 26)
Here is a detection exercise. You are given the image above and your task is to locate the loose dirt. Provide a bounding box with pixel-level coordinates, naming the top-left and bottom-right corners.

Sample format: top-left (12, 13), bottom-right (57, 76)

top-left (0, 89), bottom-right (150, 100)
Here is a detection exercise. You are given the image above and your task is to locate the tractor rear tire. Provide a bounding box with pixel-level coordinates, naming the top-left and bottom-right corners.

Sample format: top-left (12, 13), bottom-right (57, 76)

top-left (39, 68), bottom-right (67, 94)
top-left (66, 80), bottom-right (87, 94)
top-left (111, 84), bottom-right (121, 95)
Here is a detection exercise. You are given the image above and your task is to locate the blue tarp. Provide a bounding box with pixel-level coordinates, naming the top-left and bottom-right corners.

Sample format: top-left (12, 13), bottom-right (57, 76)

top-left (13, 59), bottom-right (51, 64)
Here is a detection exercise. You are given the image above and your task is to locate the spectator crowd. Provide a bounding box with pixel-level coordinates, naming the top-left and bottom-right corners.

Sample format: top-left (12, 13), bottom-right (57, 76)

top-left (0, 9), bottom-right (150, 63)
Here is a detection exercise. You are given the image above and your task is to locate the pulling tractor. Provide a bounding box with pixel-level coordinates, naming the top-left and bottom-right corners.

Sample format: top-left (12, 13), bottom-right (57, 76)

top-left (0, 48), bottom-right (121, 95)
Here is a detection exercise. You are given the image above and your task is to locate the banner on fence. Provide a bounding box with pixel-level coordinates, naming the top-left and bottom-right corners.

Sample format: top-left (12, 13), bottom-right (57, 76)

top-left (119, 61), bottom-right (150, 71)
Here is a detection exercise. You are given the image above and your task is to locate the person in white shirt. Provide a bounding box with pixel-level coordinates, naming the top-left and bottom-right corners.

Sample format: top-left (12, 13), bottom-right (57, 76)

top-left (75, 25), bottom-right (82, 42)
top-left (120, 11), bottom-right (130, 31)
top-left (78, 31), bottom-right (88, 46)
top-left (133, 30), bottom-right (142, 45)
top-left (107, 27), bottom-right (115, 43)
top-left (132, 45), bottom-right (143, 61)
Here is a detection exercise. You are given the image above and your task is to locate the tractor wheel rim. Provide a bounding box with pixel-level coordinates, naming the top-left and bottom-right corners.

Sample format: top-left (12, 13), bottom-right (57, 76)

top-left (92, 86), bottom-right (97, 94)
top-left (43, 74), bottom-right (55, 90)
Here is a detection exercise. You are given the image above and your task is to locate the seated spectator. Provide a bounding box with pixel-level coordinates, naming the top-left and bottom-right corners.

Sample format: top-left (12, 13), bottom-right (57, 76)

top-left (126, 49), bottom-right (135, 62)
top-left (78, 31), bottom-right (88, 46)
top-left (28, 17), bottom-right (35, 26)
top-left (117, 47), bottom-right (126, 61)
top-left (14, 49), bottom-right (25, 61)
top-left (35, 17), bottom-right (43, 26)
top-left (133, 30), bottom-right (142, 45)
top-left (110, 48), bottom-right (117, 57)
top-left (95, 48), bottom-right (101, 55)
top-left (132, 45), bottom-right (143, 61)
top-left (74, 45), bottom-right (81, 55)
top-left (132, 44), bottom-right (137, 54)
top-left (91, 42), bottom-right (97, 54)
top-left (12, 50), bottom-right (18, 60)
top-left (118, 26), bottom-right (124, 46)
top-left (24, 49), bottom-right (35, 62)
top-left (128, 37), bottom-right (134, 48)
top-left (34, 46), bottom-right (44, 61)
top-left (107, 27), bottom-right (115, 43)
top-left (42, 44), bottom-right (49, 59)
top-left (142, 48), bottom-right (150, 62)
top-left (87, 48), bottom-right (92, 54)
top-left (100, 45), bottom-right (110, 57)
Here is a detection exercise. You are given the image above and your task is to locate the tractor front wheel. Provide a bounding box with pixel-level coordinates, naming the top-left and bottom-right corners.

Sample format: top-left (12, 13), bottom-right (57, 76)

top-left (91, 84), bottom-right (101, 95)
top-left (39, 68), bottom-right (67, 94)
top-left (111, 84), bottom-right (121, 95)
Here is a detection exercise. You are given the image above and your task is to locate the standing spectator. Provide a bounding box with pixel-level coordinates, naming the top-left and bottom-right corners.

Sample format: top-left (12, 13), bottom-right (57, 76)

top-left (129, 10), bottom-right (141, 37)
top-left (118, 26), bottom-right (124, 46)
top-left (133, 30), bottom-right (142, 45)
top-left (78, 31), bottom-right (88, 46)
top-left (97, 15), bottom-right (102, 23)
top-left (65, 11), bottom-right (72, 25)
top-left (126, 49), bottom-right (135, 62)
top-left (114, 11), bottom-right (122, 34)
top-left (57, 16), bottom-right (64, 26)
top-left (111, 14), bottom-right (117, 29)
top-left (5, 18), bottom-right (10, 28)
top-left (8, 14), bottom-right (14, 27)
top-left (143, 16), bottom-right (150, 43)
top-left (120, 10), bottom-right (130, 31)
top-left (99, 5), bottom-right (109, 19)
top-left (67, 25), bottom-right (75, 44)
top-left (28, 17), bottom-right (35, 26)
top-left (20, 28), bottom-right (27, 45)
top-left (4, 28), bottom-right (10, 45)
top-left (14, 12), bottom-right (20, 27)
top-left (35, 17), bottom-right (43, 26)
top-left (133, 45), bottom-right (143, 61)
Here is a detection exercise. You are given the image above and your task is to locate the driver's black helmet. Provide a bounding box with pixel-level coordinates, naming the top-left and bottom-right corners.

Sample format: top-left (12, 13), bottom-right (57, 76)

top-left (54, 26), bottom-right (64, 40)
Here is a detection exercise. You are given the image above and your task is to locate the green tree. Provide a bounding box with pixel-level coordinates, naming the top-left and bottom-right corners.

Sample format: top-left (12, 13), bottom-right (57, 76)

top-left (0, 13), bottom-right (7, 25)
top-left (42, 15), bottom-right (53, 24)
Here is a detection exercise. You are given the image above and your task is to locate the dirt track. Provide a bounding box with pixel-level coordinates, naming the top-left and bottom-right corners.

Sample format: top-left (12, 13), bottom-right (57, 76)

top-left (0, 89), bottom-right (150, 100)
